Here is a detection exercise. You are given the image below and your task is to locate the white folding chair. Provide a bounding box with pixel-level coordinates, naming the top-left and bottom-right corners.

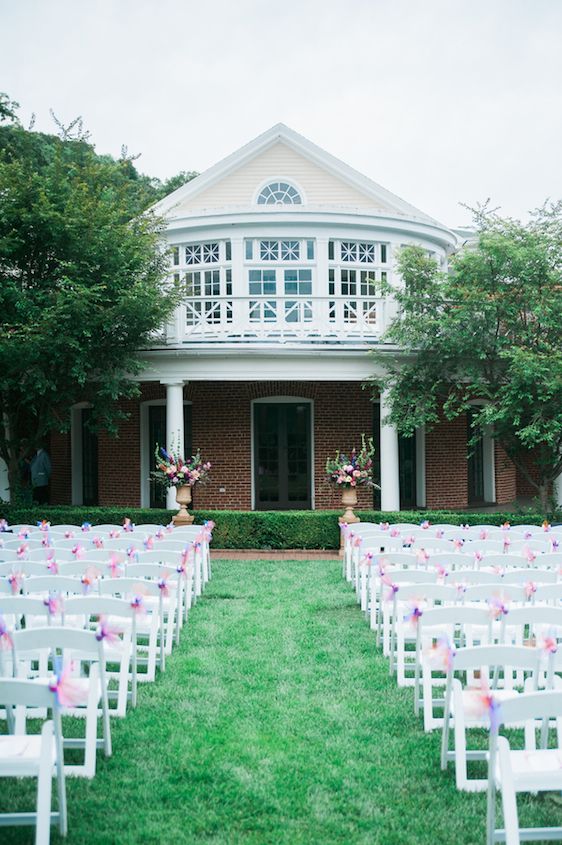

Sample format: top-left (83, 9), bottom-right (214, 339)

top-left (98, 578), bottom-right (163, 678)
top-left (417, 606), bottom-right (493, 730)
top-left (64, 596), bottom-right (137, 716)
top-left (486, 690), bottom-right (562, 845)
top-left (127, 563), bottom-right (181, 651)
top-left (0, 678), bottom-right (67, 843)
top-left (440, 645), bottom-right (542, 792)
top-left (11, 627), bottom-right (111, 778)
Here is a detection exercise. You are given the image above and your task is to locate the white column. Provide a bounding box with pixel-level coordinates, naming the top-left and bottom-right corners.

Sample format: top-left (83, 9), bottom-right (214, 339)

top-left (164, 381), bottom-right (185, 510)
top-left (555, 472), bottom-right (562, 509)
top-left (380, 388), bottom-right (400, 512)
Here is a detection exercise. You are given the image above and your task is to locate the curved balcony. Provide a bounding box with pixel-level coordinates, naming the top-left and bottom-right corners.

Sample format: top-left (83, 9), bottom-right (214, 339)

top-left (164, 294), bottom-right (395, 346)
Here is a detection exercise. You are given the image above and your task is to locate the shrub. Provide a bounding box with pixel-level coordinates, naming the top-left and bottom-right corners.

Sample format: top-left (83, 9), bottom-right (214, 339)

top-left (0, 505), bottom-right (557, 550)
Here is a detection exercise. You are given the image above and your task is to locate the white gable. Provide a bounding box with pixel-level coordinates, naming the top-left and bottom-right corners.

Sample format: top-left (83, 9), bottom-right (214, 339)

top-left (173, 141), bottom-right (387, 214)
top-left (154, 123), bottom-right (443, 227)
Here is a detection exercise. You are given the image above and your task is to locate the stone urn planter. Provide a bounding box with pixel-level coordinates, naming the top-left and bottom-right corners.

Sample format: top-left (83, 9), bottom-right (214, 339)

top-left (173, 484), bottom-right (195, 526)
top-left (339, 486), bottom-right (361, 527)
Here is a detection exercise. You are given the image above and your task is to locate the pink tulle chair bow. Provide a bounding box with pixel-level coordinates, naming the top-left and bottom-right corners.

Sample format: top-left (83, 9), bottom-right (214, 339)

top-left (0, 615), bottom-right (13, 650)
top-left (64, 530), bottom-right (75, 539)
top-left (17, 528), bottom-right (30, 539)
top-left (46, 557), bottom-right (59, 575)
top-left (390, 527), bottom-right (400, 538)
top-left (43, 593), bottom-right (64, 616)
top-left (81, 566), bottom-right (101, 593)
top-left (416, 548), bottom-right (430, 565)
top-left (420, 520), bottom-right (430, 530)
top-left (380, 522), bottom-right (390, 531)
top-left (404, 602), bottom-right (424, 626)
top-left (381, 572), bottom-right (399, 602)
top-left (92, 536), bottom-right (104, 549)
top-left (49, 658), bottom-right (89, 708)
top-left (479, 529), bottom-right (489, 540)
top-left (426, 635), bottom-right (456, 671)
top-left (109, 529), bottom-right (121, 539)
top-left (37, 520), bottom-right (50, 532)
top-left (123, 518), bottom-right (135, 532)
top-left (524, 581), bottom-right (537, 599)
top-left (107, 555), bottom-right (123, 578)
top-left (0, 519), bottom-right (8, 532)
top-left (95, 615), bottom-right (123, 644)
top-left (488, 596), bottom-right (509, 620)
top-left (158, 574), bottom-right (171, 598)
top-left (72, 544), bottom-right (85, 559)
top-left (8, 570), bottom-right (23, 595)
top-left (16, 543), bottom-right (28, 560)
top-left (130, 595), bottom-right (145, 614)
top-left (143, 536), bottom-right (154, 551)
top-left (523, 546), bottom-right (536, 564)
top-left (81, 522), bottom-right (91, 532)
top-left (435, 564), bottom-right (449, 581)
top-left (465, 680), bottom-right (502, 732)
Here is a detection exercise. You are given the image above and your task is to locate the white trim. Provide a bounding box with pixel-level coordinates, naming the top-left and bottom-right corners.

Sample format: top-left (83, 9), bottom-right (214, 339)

top-left (139, 398), bottom-right (192, 509)
top-left (150, 123), bottom-right (453, 233)
top-left (252, 176), bottom-right (307, 207)
top-left (251, 396), bottom-right (315, 511)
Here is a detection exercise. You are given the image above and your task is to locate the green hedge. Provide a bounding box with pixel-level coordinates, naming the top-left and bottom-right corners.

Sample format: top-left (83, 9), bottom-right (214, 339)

top-left (0, 505), bottom-right (558, 550)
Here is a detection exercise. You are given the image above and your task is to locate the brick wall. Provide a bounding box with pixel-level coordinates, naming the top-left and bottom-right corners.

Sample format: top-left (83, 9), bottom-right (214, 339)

top-left (494, 442), bottom-right (517, 505)
top-left (425, 414), bottom-right (468, 509)
top-left (50, 429), bottom-right (72, 505)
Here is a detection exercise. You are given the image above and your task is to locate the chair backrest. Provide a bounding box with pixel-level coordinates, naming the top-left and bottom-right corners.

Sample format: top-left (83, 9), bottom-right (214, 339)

top-left (478, 554), bottom-right (527, 569)
top-left (384, 569), bottom-right (437, 585)
top-left (23, 575), bottom-right (84, 596)
top-left (0, 676), bottom-right (57, 708)
top-left (412, 538), bottom-right (455, 554)
top-left (99, 577), bottom-right (161, 598)
top-left (502, 568), bottom-right (556, 585)
top-left (0, 550), bottom-right (20, 563)
top-left (502, 606), bottom-right (562, 630)
top-left (421, 604), bottom-right (492, 630)
top-left (376, 552), bottom-right (417, 568)
top-left (64, 594), bottom-right (136, 619)
top-left (495, 689), bottom-right (562, 728)
top-left (463, 583), bottom-right (527, 604)
top-left (452, 643), bottom-right (544, 673)
top-left (535, 553), bottom-right (562, 569)
top-left (126, 563), bottom-right (176, 580)
top-left (78, 549), bottom-right (126, 563)
top-left (534, 584), bottom-right (562, 604)
top-left (465, 540), bottom-right (507, 555)
top-left (394, 583), bottom-right (457, 604)
top-left (135, 549), bottom-right (186, 565)
top-left (0, 595), bottom-right (51, 619)
top-left (508, 539), bottom-right (551, 555)
top-left (27, 548), bottom-right (77, 562)
top-left (12, 625), bottom-right (103, 660)
top-left (449, 569), bottom-right (500, 585)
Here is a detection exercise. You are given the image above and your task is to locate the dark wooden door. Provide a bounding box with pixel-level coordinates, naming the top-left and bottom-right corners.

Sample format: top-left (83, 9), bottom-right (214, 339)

top-left (467, 409), bottom-right (484, 504)
top-left (254, 403), bottom-right (311, 510)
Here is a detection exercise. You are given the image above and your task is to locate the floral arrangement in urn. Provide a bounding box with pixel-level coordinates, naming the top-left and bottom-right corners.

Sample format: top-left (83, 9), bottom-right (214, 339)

top-left (152, 446), bottom-right (211, 489)
top-left (325, 435), bottom-right (377, 489)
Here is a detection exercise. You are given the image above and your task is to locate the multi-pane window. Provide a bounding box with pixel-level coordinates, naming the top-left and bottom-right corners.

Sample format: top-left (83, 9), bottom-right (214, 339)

top-left (246, 238), bottom-right (313, 262)
top-left (284, 270), bottom-right (312, 322)
top-left (329, 239), bottom-right (388, 264)
top-left (284, 269), bottom-right (312, 295)
top-left (249, 270), bottom-right (276, 296)
top-left (185, 242), bottom-right (221, 265)
top-left (257, 182), bottom-right (302, 205)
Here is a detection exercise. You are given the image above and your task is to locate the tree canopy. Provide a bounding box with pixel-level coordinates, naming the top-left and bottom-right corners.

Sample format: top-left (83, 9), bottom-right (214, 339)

top-left (0, 95), bottom-right (197, 496)
top-left (371, 203), bottom-right (562, 512)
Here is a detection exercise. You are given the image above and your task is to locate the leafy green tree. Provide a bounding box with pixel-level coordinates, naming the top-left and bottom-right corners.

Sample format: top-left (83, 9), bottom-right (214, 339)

top-left (370, 203), bottom-right (562, 513)
top-left (0, 101), bottom-right (185, 498)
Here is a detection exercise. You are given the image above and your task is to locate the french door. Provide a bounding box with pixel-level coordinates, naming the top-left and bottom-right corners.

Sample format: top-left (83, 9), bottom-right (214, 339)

top-left (149, 405), bottom-right (192, 508)
top-left (254, 403), bottom-right (311, 510)
top-left (467, 409), bottom-right (485, 504)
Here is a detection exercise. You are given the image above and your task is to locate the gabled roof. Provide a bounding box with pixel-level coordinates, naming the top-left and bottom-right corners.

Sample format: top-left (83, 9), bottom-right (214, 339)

top-left (151, 123), bottom-right (445, 227)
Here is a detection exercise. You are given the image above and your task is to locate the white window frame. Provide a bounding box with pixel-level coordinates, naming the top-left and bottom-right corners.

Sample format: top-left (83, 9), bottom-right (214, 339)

top-left (252, 177), bottom-right (307, 206)
top-left (140, 399), bottom-right (193, 508)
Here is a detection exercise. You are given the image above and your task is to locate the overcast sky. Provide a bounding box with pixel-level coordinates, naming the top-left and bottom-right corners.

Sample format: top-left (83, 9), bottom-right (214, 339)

top-left (2, 0), bottom-right (561, 227)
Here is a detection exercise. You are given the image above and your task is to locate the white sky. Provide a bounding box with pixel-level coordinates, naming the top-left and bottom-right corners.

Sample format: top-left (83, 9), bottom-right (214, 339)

top-left (2, 0), bottom-right (561, 227)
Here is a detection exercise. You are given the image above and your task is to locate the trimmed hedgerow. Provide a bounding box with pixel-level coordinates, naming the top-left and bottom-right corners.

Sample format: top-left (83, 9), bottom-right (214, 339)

top-left (0, 505), bottom-right (557, 550)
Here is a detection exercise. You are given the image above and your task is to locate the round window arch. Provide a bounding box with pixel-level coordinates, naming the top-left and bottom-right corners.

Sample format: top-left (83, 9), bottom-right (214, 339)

top-left (257, 181), bottom-right (302, 206)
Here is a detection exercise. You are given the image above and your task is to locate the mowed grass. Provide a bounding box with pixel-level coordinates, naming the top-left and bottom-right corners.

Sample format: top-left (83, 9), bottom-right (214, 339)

top-left (2, 559), bottom-right (562, 844)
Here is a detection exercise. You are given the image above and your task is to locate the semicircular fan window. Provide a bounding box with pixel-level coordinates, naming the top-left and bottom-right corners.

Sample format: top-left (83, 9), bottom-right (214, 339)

top-left (257, 182), bottom-right (302, 205)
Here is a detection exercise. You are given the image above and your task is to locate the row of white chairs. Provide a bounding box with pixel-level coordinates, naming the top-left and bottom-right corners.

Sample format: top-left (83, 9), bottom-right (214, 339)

top-left (342, 523), bottom-right (562, 845)
top-left (0, 519), bottom-right (214, 844)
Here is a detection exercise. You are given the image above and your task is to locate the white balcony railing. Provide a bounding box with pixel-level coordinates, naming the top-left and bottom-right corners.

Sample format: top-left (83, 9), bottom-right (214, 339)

top-left (166, 296), bottom-right (393, 345)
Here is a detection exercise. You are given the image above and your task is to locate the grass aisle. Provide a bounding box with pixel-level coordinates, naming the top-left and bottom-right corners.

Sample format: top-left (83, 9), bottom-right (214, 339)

top-left (2, 559), bottom-right (561, 844)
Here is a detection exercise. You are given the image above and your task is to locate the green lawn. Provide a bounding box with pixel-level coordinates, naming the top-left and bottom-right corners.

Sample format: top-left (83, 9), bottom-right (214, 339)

top-left (2, 559), bottom-right (561, 844)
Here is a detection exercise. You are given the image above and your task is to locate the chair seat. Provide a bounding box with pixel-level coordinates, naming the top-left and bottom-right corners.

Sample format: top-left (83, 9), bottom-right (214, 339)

top-left (0, 735), bottom-right (55, 775)
top-left (498, 749), bottom-right (562, 791)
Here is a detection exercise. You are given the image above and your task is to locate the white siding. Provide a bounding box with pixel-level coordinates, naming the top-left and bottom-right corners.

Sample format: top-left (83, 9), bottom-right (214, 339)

top-left (174, 142), bottom-right (392, 213)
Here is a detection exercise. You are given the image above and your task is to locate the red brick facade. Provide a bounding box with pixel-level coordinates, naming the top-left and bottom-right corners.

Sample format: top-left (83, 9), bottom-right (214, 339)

top-left (50, 380), bottom-right (524, 510)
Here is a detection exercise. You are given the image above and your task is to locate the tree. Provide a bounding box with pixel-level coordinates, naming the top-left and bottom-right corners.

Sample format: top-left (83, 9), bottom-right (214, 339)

top-left (370, 203), bottom-right (562, 513)
top-left (0, 105), bottom-right (185, 499)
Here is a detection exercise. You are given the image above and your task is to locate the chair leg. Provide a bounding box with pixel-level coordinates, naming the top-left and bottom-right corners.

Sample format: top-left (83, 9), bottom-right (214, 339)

top-left (35, 721), bottom-right (54, 845)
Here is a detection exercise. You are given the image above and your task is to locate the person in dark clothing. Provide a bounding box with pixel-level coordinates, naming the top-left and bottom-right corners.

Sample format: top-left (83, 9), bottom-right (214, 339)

top-left (30, 447), bottom-right (52, 505)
